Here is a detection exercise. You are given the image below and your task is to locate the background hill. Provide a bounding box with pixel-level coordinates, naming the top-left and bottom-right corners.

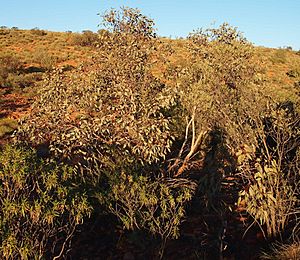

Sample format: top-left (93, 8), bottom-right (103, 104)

top-left (1, 27), bottom-right (299, 140)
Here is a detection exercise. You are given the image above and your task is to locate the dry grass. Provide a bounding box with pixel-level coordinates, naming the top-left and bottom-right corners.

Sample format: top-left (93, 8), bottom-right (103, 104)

top-left (0, 28), bottom-right (95, 68)
top-left (261, 241), bottom-right (300, 260)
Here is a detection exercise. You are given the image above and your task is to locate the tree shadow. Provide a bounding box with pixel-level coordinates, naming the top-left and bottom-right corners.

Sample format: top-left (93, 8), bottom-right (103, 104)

top-left (22, 66), bottom-right (46, 73)
top-left (164, 126), bottom-right (265, 259)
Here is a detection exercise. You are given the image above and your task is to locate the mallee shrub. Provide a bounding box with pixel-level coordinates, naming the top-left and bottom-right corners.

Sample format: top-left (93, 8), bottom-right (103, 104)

top-left (16, 7), bottom-right (177, 182)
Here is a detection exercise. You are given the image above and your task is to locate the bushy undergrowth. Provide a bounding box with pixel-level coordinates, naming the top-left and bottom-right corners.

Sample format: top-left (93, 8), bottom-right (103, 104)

top-left (31, 47), bottom-right (57, 70)
top-left (102, 174), bottom-right (196, 240)
top-left (0, 118), bottom-right (18, 137)
top-left (0, 145), bottom-right (91, 259)
top-left (15, 7), bottom-right (186, 253)
top-left (237, 104), bottom-right (300, 237)
top-left (4, 6), bottom-right (300, 259)
top-left (0, 53), bottom-right (23, 88)
top-left (0, 52), bottom-right (43, 89)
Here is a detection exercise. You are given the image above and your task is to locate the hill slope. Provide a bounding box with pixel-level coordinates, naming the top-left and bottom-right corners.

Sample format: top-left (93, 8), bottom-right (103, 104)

top-left (0, 27), bottom-right (300, 138)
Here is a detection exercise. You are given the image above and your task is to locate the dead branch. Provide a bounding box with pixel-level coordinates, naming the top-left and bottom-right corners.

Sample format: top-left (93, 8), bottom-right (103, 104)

top-left (168, 106), bottom-right (209, 177)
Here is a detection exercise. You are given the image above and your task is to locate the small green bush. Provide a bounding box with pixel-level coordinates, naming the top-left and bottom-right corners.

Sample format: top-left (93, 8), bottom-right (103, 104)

top-left (0, 51), bottom-right (42, 89)
top-left (0, 53), bottom-right (24, 88)
top-left (31, 48), bottom-right (57, 70)
top-left (30, 27), bottom-right (47, 36)
top-left (102, 173), bottom-right (196, 241)
top-left (287, 68), bottom-right (300, 78)
top-left (70, 30), bottom-right (98, 46)
top-left (0, 145), bottom-right (91, 259)
top-left (0, 53), bottom-right (22, 76)
top-left (3, 72), bottom-right (42, 89)
top-left (270, 49), bottom-right (288, 64)
top-left (237, 105), bottom-right (300, 237)
top-left (0, 118), bottom-right (18, 137)
top-left (238, 160), bottom-right (296, 237)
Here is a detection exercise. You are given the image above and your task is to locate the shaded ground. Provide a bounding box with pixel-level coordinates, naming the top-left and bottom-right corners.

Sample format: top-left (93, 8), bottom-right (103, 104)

top-left (68, 175), bottom-right (268, 260)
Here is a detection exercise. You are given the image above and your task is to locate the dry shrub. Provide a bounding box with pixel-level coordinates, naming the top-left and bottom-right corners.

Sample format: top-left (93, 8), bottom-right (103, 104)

top-left (238, 104), bottom-right (300, 237)
top-left (16, 8), bottom-right (176, 180)
top-left (70, 30), bottom-right (98, 46)
top-left (31, 48), bottom-right (57, 70)
top-left (261, 241), bottom-right (300, 260)
top-left (168, 23), bottom-right (262, 177)
top-left (30, 27), bottom-right (47, 36)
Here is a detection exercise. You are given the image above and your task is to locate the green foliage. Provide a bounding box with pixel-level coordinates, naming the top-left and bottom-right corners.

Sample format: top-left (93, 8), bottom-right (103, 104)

top-left (16, 7), bottom-right (176, 181)
top-left (102, 173), bottom-right (196, 241)
top-left (237, 105), bottom-right (300, 237)
top-left (177, 23), bottom-right (260, 151)
top-left (0, 53), bottom-right (22, 75)
top-left (0, 53), bottom-right (23, 87)
top-left (270, 49), bottom-right (288, 64)
top-left (0, 118), bottom-right (18, 137)
top-left (0, 145), bottom-right (91, 259)
top-left (238, 160), bottom-right (296, 237)
top-left (31, 47), bottom-right (57, 70)
top-left (6, 72), bottom-right (42, 89)
top-left (0, 52), bottom-right (43, 89)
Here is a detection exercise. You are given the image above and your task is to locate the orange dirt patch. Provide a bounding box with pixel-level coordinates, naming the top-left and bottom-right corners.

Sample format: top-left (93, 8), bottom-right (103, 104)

top-left (0, 89), bottom-right (31, 120)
